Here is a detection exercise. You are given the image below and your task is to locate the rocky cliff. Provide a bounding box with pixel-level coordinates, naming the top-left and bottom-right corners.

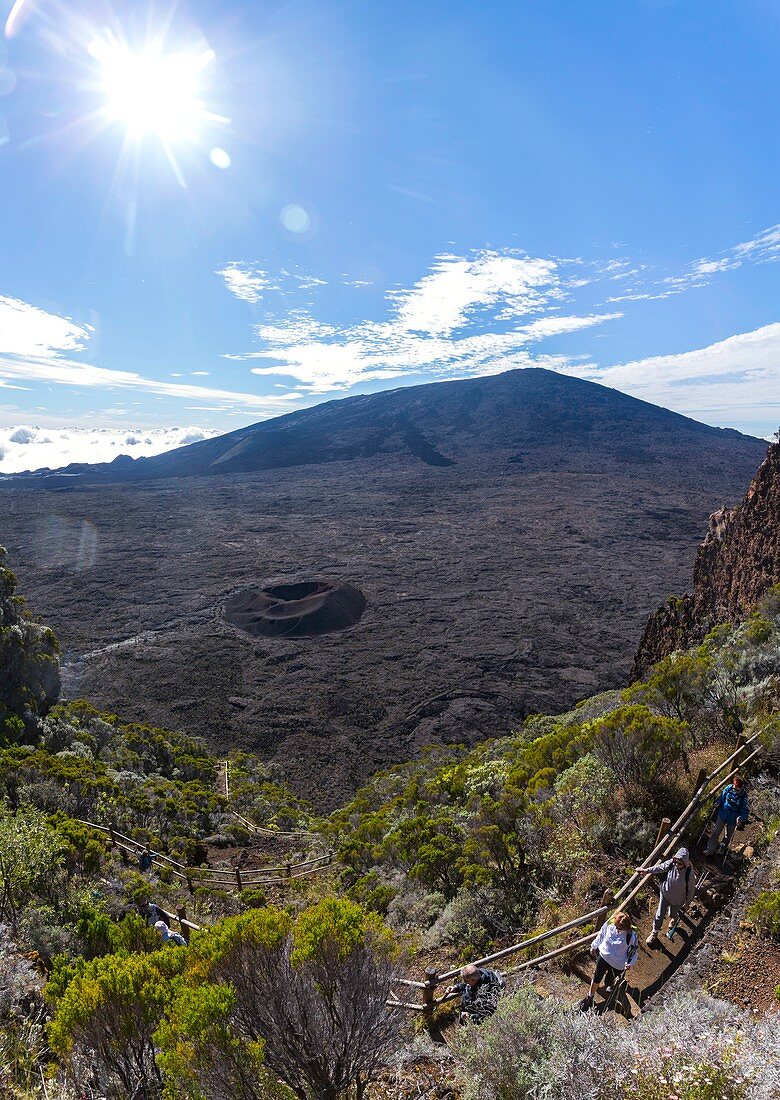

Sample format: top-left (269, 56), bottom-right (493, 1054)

top-left (634, 440), bottom-right (780, 676)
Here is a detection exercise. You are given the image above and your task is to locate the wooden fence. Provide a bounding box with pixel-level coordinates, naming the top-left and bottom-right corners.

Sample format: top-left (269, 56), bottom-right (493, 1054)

top-left (217, 760), bottom-right (313, 839)
top-left (388, 732), bottom-right (763, 1012)
top-left (77, 819), bottom-right (334, 890)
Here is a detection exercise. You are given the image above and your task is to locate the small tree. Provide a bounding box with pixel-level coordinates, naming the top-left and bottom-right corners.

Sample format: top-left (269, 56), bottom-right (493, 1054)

top-left (589, 705), bottom-right (689, 791)
top-left (0, 804), bottom-right (66, 924)
top-left (625, 651), bottom-right (712, 742)
top-left (172, 898), bottom-right (405, 1100)
top-left (48, 948), bottom-right (186, 1099)
top-left (0, 548), bottom-right (60, 742)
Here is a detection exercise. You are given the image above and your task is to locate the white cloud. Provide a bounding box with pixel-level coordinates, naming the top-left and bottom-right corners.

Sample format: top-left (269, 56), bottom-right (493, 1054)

top-left (0, 296), bottom-right (93, 357)
top-left (583, 322), bottom-right (780, 429)
top-left (0, 424), bottom-right (223, 474)
top-left (226, 249), bottom-right (619, 393)
top-left (0, 294), bottom-right (301, 415)
top-left (9, 425), bottom-right (36, 443)
top-left (733, 224), bottom-right (780, 262)
top-left (609, 222), bottom-right (780, 302)
top-left (389, 251), bottom-right (558, 335)
top-left (216, 262), bottom-right (274, 303)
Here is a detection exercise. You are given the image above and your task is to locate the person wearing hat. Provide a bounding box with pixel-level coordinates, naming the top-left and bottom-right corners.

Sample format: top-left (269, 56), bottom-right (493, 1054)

top-left (154, 919), bottom-right (187, 947)
top-left (636, 848), bottom-right (695, 946)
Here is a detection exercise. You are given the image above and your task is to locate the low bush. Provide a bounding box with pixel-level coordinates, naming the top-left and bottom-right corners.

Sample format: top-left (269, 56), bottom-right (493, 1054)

top-left (451, 987), bottom-right (779, 1100)
top-left (746, 890), bottom-right (780, 938)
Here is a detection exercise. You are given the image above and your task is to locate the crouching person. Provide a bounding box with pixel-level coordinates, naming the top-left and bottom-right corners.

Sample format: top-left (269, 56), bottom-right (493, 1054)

top-left (447, 964), bottom-right (504, 1025)
top-left (154, 919), bottom-right (187, 947)
top-left (581, 911), bottom-right (638, 1011)
top-left (636, 847), bottom-right (695, 946)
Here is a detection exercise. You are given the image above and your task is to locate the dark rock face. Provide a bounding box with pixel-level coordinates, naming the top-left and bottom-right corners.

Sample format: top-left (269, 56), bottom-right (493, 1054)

top-left (225, 581), bottom-right (366, 639)
top-left (634, 441), bottom-right (780, 677)
top-left (0, 370), bottom-right (769, 809)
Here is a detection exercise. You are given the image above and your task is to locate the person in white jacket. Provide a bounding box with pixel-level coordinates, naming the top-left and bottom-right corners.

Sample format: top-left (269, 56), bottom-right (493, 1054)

top-left (581, 911), bottom-right (638, 1010)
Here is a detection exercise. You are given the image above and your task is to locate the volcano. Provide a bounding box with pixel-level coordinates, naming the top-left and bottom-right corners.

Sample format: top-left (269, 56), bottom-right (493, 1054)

top-left (0, 369), bottom-right (767, 807)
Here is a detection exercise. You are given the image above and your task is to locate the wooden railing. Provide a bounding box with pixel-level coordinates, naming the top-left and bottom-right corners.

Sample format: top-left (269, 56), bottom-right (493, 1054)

top-left (217, 761), bottom-right (312, 839)
top-left (388, 733), bottom-right (763, 1012)
top-left (77, 819), bottom-right (335, 890)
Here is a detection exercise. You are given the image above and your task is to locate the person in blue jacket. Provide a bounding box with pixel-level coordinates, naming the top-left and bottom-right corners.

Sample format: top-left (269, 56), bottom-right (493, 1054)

top-left (705, 775), bottom-right (749, 856)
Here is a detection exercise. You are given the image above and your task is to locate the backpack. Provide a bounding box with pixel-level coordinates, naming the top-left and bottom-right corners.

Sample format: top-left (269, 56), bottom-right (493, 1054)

top-left (724, 786), bottom-right (744, 813)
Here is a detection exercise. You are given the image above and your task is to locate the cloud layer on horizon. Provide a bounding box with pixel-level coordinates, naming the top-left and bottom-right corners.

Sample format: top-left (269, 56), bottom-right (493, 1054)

top-left (587, 322), bottom-right (780, 436)
top-left (0, 423), bottom-right (222, 474)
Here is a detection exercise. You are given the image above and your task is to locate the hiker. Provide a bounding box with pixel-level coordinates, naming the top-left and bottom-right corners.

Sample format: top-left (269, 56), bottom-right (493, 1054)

top-left (144, 901), bottom-right (166, 926)
top-left (581, 911), bottom-right (638, 1010)
top-left (446, 964), bottom-right (503, 1025)
top-left (138, 847), bottom-right (152, 873)
top-left (636, 847), bottom-right (696, 945)
top-left (154, 919), bottom-right (186, 947)
top-left (705, 775), bottom-right (749, 856)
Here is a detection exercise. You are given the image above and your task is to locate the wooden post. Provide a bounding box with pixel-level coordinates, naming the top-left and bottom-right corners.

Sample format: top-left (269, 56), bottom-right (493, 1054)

top-left (177, 906), bottom-right (190, 944)
top-left (735, 729), bottom-right (744, 751)
top-left (108, 825), bottom-right (117, 849)
top-left (423, 968), bottom-right (439, 1013)
top-left (235, 868), bottom-right (243, 891)
top-left (286, 863), bottom-right (292, 879)
top-left (597, 889), bottom-right (615, 931)
top-left (693, 767), bottom-right (708, 796)
top-left (655, 817), bottom-right (671, 848)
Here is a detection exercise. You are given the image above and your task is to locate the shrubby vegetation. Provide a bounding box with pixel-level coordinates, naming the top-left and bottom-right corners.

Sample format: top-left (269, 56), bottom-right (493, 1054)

top-left (47, 897), bottom-right (403, 1100)
top-left (0, 546), bottom-right (59, 743)
top-left (451, 986), bottom-right (780, 1099)
top-left (326, 587), bottom-right (780, 951)
top-left (0, 552), bottom-right (779, 1095)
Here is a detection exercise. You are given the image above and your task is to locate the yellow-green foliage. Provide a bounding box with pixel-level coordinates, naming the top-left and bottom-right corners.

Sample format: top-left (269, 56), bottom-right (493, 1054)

top-left (48, 948), bottom-right (187, 1094)
top-left (0, 802), bottom-right (66, 922)
top-left (746, 891), bottom-right (780, 938)
top-left (156, 983), bottom-right (270, 1100)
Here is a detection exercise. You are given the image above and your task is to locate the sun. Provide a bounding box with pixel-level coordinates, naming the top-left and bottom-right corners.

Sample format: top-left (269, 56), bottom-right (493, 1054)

top-left (88, 35), bottom-right (218, 143)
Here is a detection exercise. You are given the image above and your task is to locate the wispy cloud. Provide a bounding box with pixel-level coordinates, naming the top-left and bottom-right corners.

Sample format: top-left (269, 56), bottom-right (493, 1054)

top-left (216, 262), bottom-right (274, 304)
top-left (605, 223), bottom-right (780, 302)
top-left (0, 295), bottom-right (93, 357)
top-left (389, 252), bottom-right (558, 335)
top-left (0, 423), bottom-right (222, 474)
top-left (0, 295), bottom-right (301, 414)
top-left (223, 248), bottom-right (620, 393)
top-left (582, 322), bottom-right (780, 434)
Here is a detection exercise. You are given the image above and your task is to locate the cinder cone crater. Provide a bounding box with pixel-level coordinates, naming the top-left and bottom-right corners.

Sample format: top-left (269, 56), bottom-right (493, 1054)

top-left (224, 580), bottom-right (367, 639)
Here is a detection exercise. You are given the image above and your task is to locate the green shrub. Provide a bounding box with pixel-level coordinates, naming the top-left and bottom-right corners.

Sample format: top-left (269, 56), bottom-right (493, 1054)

top-left (746, 890), bottom-right (780, 938)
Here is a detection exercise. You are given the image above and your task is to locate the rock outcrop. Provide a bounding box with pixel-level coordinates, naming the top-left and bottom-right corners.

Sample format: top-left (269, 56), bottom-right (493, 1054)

top-left (633, 440), bottom-right (780, 677)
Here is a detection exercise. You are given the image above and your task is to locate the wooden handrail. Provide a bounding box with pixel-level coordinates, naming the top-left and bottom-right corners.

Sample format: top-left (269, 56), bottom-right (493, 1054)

top-left (77, 818), bottom-right (334, 889)
top-left (422, 736), bottom-right (762, 995)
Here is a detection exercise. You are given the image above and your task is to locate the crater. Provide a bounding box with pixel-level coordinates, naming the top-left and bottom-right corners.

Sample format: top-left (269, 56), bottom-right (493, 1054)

top-left (224, 580), bottom-right (367, 639)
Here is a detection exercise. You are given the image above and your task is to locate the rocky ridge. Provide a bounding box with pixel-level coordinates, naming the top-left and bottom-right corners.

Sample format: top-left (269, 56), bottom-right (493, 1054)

top-left (634, 440), bottom-right (780, 677)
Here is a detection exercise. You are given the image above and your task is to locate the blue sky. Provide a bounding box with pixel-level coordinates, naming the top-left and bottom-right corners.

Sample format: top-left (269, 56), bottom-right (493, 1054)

top-left (1, 0), bottom-right (779, 470)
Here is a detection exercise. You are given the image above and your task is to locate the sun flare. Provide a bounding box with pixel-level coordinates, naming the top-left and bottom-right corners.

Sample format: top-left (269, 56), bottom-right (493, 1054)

top-left (88, 36), bottom-right (217, 143)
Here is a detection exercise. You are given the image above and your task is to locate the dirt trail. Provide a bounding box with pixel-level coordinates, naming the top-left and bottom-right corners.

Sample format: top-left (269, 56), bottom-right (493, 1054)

top-left (527, 823), bottom-right (764, 1019)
